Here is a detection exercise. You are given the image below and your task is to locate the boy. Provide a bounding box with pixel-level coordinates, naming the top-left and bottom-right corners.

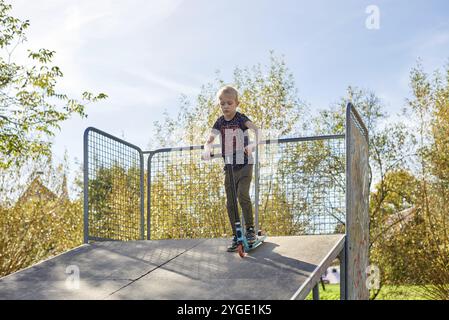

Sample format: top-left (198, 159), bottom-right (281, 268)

top-left (202, 85), bottom-right (260, 252)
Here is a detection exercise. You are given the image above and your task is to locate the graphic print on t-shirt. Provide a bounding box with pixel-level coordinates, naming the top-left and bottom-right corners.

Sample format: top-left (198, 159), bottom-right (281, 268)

top-left (212, 112), bottom-right (254, 168)
top-left (221, 124), bottom-right (244, 156)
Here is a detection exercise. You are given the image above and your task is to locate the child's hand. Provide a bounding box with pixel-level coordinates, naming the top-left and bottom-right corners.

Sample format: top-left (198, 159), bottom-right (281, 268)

top-left (201, 151), bottom-right (210, 161)
top-left (201, 150), bottom-right (214, 161)
top-left (202, 143), bottom-right (213, 161)
top-left (244, 144), bottom-right (255, 156)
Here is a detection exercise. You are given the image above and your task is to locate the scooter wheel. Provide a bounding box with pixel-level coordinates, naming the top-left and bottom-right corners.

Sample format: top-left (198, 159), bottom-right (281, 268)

top-left (237, 244), bottom-right (246, 258)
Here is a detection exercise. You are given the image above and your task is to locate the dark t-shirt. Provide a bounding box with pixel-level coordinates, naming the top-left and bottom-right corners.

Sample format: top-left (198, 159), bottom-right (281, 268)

top-left (212, 112), bottom-right (254, 169)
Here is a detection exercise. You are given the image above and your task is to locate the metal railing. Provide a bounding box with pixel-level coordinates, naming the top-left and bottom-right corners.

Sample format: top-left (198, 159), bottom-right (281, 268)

top-left (145, 135), bottom-right (346, 240)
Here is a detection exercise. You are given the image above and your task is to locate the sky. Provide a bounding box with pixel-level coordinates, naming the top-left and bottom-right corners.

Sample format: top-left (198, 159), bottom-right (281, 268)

top-left (9, 0), bottom-right (449, 181)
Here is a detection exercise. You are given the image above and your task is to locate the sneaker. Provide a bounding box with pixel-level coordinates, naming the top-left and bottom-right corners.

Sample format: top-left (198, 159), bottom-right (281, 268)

top-left (227, 235), bottom-right (238, 252)
top-left (246, 227), bottom-right (256, 244)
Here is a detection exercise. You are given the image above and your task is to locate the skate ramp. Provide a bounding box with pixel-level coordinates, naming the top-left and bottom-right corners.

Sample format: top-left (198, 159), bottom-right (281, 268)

top-left (0, 234), bottom-right (344, 300)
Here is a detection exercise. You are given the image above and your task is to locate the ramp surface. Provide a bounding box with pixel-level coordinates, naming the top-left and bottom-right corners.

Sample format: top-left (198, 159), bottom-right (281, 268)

top-left (0, 235), bottom-right (344, 300)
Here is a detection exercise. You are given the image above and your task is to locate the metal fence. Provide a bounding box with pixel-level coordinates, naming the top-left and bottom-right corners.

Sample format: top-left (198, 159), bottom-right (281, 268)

top-left (83, 127), bottom-right (144, 242)
top-left (145, 134), bottom-right (346, 240)
top-left (84, 104), bottom-right (367, 244)
top-left (257, 135), bottom-right (346, 236)
top-left (147, 145), bottom-right (228, 240)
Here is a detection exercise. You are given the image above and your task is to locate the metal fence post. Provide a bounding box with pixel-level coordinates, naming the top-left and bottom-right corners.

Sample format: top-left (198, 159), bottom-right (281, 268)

top-left (83, 128), bottom-right (89, 244)
top-left (313, 284), bottom-right (320, 300)
top-left (140, 151), bottom-right (145, 240)
top-left (147, 152), bottom-right (154, 240)
top-left (339, 244), bottom-right (347, 300)
top-left (254, 142), bottom-right (260, 232)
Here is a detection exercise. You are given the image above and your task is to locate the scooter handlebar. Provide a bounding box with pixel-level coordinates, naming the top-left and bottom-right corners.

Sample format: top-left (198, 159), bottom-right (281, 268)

top-left (201, 151), bottom-right (223, 161)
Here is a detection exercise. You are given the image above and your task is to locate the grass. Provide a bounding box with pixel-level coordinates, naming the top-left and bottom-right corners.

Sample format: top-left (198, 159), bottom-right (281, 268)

top-left (305, 284), bottom-right (428, 300)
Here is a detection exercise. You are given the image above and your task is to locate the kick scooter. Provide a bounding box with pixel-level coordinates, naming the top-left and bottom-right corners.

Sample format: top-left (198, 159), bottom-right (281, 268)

top-left (224, 154), bottom-right (267, 258)
top-left (203, 146), bottom-right (267, 258)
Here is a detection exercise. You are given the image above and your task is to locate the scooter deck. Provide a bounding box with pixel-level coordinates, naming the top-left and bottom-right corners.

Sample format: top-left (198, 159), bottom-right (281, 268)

top-left (245, 234), bottom-right (267, 251)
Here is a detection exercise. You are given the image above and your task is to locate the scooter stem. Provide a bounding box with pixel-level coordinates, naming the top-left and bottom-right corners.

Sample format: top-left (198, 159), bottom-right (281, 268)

top-left (225, 155), bottom-right (240, 227)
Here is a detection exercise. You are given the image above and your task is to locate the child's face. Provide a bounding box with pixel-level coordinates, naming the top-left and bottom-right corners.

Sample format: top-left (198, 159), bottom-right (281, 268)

top-left (219, 93), bottom-right (238, 117)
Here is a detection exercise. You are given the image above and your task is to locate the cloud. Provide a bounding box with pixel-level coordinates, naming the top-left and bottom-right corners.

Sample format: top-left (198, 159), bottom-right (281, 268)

top-left (422, 31), bottom-right (449, 48)
top-left (10, 0), bottom-right (186, 90)
top-left (132, 70), bottom-right (201, 96)
top-left (64, 0), bottom-right (185, 36)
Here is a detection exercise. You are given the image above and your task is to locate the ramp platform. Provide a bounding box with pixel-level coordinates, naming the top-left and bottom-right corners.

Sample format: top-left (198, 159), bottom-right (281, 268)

top-left (0, 234), bottom-right (345, 300)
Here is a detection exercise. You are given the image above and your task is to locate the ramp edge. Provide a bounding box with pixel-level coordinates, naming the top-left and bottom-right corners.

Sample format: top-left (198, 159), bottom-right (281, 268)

top-left (290, 234), bottom-right (345, 300)
top-left (0, 244), bottom-right (89, 281)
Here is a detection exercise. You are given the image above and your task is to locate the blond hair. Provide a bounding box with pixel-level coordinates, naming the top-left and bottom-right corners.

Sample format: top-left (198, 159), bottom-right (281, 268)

top-left (216, 85), bottom-right (240, 105)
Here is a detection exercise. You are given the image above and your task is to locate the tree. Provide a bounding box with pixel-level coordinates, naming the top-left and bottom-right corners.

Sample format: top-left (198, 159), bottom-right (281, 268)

top-left (369, 170), bottom-right (421, 288)
top-left (308, 86), bottom-right (422, 298)
top-left (149, 52), bottom-right (306, 237)
top-left (153, 51), bottom-right (306, 148)
top-left (0, 1), bottom-right (107, 169)
top-left (369, 60), bottom-right (449, 300)
top-left (402, 61), bottom-right (449, 299)
top-left (88, 163), bottom-right (142, 241)
top-left (0, 155), bottom-right (83, 277)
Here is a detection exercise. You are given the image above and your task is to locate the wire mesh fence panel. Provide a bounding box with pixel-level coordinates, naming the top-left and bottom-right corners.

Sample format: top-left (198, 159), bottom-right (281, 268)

top-left (147, 136), bottom-right (346, 240)
top-left (258, 136), bottom-right (346, 236)
top-left (84, 128), bottom-right (144, 242)
top-left (148, 145), bottom-right (235, 240)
